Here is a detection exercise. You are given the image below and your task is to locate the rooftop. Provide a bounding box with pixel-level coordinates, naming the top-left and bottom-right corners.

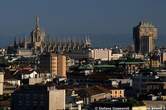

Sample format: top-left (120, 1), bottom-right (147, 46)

top-left (90, 99), bottom-right (145, 107)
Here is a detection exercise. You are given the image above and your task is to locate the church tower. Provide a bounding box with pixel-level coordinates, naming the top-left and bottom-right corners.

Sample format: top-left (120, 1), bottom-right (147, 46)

top-left (30, 16), bottom-right (46, 52)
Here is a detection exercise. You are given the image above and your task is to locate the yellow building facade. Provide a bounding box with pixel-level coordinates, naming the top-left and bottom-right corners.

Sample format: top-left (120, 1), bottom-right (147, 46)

top-left (39, 53), bottom-right (67, 77)
top-left (110, 89), bottom-right (124, 98)
top-left (0, 72), bottom-right (4, 95)
top-left (57, 55), bottom-right (66, 77)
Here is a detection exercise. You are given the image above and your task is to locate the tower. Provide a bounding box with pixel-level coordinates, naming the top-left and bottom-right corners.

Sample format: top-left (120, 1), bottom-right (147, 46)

top-left (36, 16), bottom-right (40, 29)
top-left (31, 16), bottom-right (39, 43)
top-left (133, 21), bottom-right (158, 53)
top-left (30, 16), bottom-right (46, 52)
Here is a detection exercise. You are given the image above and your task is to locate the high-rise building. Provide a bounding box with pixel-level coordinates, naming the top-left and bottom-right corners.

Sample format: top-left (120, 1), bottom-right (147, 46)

top-left (11, 85), bottom-right (66, 110)
top-left (133, 21), bottom-right (158, 53)
top-left (39, 53), bottom-right (67, 77)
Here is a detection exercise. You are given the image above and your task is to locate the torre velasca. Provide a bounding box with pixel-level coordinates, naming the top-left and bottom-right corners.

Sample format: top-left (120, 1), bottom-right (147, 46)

top-left (133, 21), bottom-right (158, 54)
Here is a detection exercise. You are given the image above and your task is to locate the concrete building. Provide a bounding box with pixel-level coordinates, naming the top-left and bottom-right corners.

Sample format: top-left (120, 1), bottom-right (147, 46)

top-left (77, 86), bottom-right (111, 104)
top-left (17, 49), bottom-right (33, 57)
top-left (89, 48), bottom-right (123, 61)
top-left (161, 50), bottom-right (166, 64)
top-left (11, 85), bottom-right (65, 110)
top-left (50, 53), bottom-right (58, 76)
top-left (133, 21), bottom-right (158, 53)
top-left (57, 54), bottom-right (66, 77)
top-left (132, 70), bottom-right (166, 96)
top-left (39, 53), bottom-right (67, 77)
top-left (39, 53), bottom-right (58, 76)
top-left (119, 60), bottom-right (145, 74)
top-left (0, 72), bottom-right (4, 95)
top-left (67, 49), bottom-right (90, 60)
top-left (90, 48), bottom-right (112, 61)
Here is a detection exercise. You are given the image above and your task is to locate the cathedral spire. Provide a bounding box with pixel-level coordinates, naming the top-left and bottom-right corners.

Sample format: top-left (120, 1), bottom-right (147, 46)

top-left (35, 16), bottom-right (40, 29)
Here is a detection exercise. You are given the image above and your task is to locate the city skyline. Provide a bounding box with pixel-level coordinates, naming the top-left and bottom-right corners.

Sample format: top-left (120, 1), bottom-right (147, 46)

top-left (1, 1), bottom-right (166, 110)
top-left (0, 0), bottom-right (166, 47)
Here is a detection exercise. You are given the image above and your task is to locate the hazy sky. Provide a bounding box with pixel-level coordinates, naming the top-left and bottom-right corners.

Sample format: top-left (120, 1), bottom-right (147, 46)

top-left (0, 0), bottom-right (165, 37)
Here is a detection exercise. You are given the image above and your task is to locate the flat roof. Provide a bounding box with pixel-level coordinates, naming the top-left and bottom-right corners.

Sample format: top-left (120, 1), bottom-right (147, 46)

top-left (119, 62), bottom-right (145, 65)
top-left (94, 65), bottom-right (116, 68)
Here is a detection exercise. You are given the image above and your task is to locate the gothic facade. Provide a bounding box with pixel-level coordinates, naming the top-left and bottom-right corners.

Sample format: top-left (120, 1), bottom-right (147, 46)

top-left (8, 16), bottom-right (91, 59)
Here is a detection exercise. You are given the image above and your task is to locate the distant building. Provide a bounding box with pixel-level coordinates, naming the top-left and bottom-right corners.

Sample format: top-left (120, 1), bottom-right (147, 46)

top-left (132, 70), bottom-right (166, 96)
top-left (161, 50), bottom-right (166, 64)
top-left (133, 21), bottom-right (158, 53)
top-left (111, 46), bottom-right (123, 60)
top-left (39, 53), bottom-right (57, 76)
top-left (13, 67), bottom-right (37, 79)
top-left (90, 48), bottom-right (112, 61)
top-left (118, 60), bottom-right (145, 74)
top-left (16, 49), bottom-right (33, 57)
top-left (39, 53), bottom-right (67, 77)
top-left (0, 72), bottom-right (4, 95)
top-left (144, 101), bottom-right (166, 110)
top-left (77, 86), bottom-right (111, 104)
top-left (0, 48), bottom-right (6, 56)
top-left (8, 16), bottom-right (91, 58)
top-left (3, 79), bottom-right (20, 95)
top-left (11, 85), bottom-right (65, 110)
top-left (29, 16), bottom-right (46, 53)
top-left (110, 88), bottom-right (125, 98)
top-left (3, 69), bottom-right (21, 95)
top-left (89, 47), bottom-right (123, 61)
top-left (57, 54), bottom-right (66, 77)
top-left (7, 16), bottom-right (46, 55)
top-left (150, 54), bottom-right (160, 68)
top-left (88, 99), bottom-right (146, 110)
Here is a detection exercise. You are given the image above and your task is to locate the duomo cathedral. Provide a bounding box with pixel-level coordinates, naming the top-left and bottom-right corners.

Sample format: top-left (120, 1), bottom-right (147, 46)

top-left (8, 16), bottom-right (91, 59)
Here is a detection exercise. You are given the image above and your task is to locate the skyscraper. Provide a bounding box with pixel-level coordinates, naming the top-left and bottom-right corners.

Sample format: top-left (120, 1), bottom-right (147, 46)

top-left (133, 21), bottom-right (158, 53)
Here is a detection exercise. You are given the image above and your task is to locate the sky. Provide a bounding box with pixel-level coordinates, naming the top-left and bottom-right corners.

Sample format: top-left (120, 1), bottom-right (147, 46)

top-left (0, 0), bottom-right (166, 47)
